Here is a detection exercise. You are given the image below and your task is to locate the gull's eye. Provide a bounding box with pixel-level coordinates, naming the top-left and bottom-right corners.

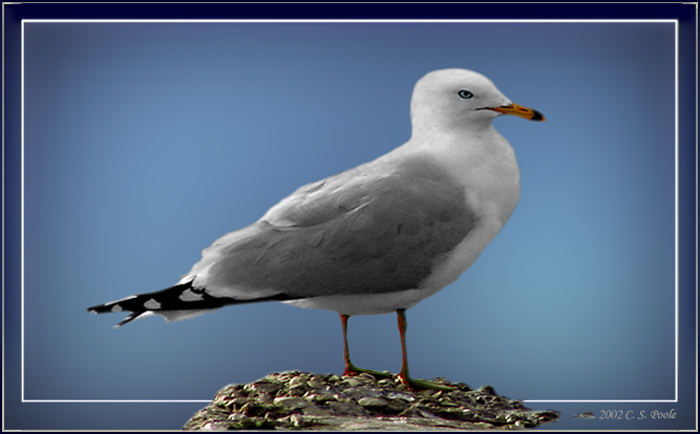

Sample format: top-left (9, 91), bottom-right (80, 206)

top-left (458, 89), bottom-right (474, 100)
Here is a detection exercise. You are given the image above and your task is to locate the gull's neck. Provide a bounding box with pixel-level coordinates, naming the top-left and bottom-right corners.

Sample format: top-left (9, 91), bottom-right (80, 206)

top-left (404, 121), bottom-right (516, 173)
top-left (389, 121), bottom-right (522, 226)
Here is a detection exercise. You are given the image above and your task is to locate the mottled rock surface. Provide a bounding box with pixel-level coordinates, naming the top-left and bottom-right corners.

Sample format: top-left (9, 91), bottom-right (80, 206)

top-left (183, 371), bottom-right (559, 430)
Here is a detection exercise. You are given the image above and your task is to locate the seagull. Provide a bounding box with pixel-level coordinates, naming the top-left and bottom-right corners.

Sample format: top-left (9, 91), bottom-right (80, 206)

top-left (88, 68), bottom-right (544, 389)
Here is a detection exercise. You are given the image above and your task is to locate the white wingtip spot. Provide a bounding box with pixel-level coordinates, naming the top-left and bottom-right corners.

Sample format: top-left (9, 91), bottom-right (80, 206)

top-left (179, 288), bottom-right (204, 302)
top-left (144, 299), bottom-right (161, 309)
top-left (111, 304), bottom-right (123, 313)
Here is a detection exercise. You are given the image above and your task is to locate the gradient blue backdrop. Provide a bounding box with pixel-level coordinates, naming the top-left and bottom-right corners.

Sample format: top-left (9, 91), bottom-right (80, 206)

top-left (19, 20), bottom-right (681, 428)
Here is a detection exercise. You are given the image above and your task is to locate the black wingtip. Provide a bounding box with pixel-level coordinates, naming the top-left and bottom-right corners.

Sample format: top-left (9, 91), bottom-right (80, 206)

top-left (88, 282), bottom-right (300, 328)
top-left (87, 303), bottom-right (115, 314)
top-left (113, 311), bottom-right (143, 328)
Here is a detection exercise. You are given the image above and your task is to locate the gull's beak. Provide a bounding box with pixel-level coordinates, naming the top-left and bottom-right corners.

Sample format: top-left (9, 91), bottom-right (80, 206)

top-left (488, 103), bottom-right (545, 121)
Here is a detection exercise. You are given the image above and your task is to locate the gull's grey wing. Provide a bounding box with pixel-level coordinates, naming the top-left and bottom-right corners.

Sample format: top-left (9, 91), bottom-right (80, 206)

top-left (190, 155), bottom-right (476, 299)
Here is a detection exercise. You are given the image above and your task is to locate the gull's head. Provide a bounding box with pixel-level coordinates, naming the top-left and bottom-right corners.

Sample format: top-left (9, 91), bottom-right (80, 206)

top-left (410, 68), bottom-right (544, 133)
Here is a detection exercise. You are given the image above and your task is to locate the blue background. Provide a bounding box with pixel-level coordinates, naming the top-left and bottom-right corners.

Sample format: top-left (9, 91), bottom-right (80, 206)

top-left (10, 19), bottom-right (691, 429)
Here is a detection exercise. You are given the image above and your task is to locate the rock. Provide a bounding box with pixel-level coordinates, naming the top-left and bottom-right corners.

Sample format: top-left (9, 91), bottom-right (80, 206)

top-left (272, 396), bottom-right (308, 411)
top-left (183, 371), bottom-right (559, 430)
top-left (357, 396), bottom-right (389, 408)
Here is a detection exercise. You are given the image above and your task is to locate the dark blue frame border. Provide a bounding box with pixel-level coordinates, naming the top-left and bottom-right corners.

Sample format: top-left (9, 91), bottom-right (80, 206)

top-left (3, 2), bottom-right (696, 430)
top-left (6, 2), bottom-right (697, 20)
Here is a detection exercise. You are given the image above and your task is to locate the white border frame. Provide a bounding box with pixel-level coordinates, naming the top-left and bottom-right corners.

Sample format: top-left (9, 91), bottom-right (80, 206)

top-left (20, 18), bottom-right (679, 404)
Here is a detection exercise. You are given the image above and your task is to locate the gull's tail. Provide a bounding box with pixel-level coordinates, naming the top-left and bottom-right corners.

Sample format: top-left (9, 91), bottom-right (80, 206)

top-left (87, 281), bottom-right (294, 328)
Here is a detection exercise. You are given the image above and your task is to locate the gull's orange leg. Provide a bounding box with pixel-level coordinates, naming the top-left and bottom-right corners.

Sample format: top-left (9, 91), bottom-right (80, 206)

top-left (397, 308), bottom-right (411, 383)
top-left (340, 314), bottom-right (392, 378)
top-left (340, 313), bottom-right (356, 375)
top-left (396, 309), bottom-right (453, 391)
top-left (340, 312), bottom-right (452, 390)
